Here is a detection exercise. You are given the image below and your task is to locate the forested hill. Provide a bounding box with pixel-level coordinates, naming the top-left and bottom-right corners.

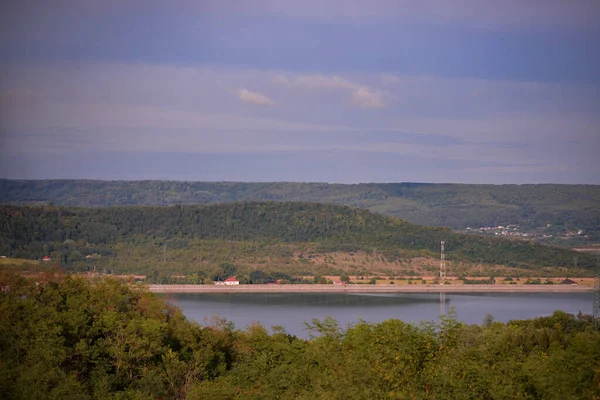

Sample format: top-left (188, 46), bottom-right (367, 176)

top-left (1, 180), bottom-right (599, 234)
top-left (0, 202), bottom-right (596, 272)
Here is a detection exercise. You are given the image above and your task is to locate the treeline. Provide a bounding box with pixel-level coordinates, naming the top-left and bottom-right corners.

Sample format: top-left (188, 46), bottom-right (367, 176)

top-left (0, 202), bottom-right (596, 274)
top-left (1, 179), bottom-right (599, 235)
top-left (1, 273), bottom-right (599, 399)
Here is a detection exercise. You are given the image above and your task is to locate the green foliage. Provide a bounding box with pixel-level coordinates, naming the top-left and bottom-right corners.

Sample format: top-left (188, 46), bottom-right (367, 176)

top-left (463, 277), bottom-right (496, 284)
top-left (2, 180), bottom-right (599, 240)
top-left (0, 202), bottom-right (596, 278)
top-left (1, 272), bottom-right (599, 399)
top-left (525, 278), bottom-right (543, 285)
top-left (0, 271), bottom-right (234, 399)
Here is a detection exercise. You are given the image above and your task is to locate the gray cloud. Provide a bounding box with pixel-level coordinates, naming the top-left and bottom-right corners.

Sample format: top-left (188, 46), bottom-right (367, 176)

top-left (290, 75), bottom-right (355, 90)
top-left (271, 74), bottom-right (290, 85)
top-left (201, 0), bottom-right (600, 29)
top-left (5, 0), bottom-right (598, 28)
top-left (0, 88), bottom-right (35, 98)
top-left (2, 62), bottom-right (598, 182)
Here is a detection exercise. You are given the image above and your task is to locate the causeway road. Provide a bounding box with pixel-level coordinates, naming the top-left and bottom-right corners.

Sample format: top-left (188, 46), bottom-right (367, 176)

top-left (147, 284), bottom-right (594, 294)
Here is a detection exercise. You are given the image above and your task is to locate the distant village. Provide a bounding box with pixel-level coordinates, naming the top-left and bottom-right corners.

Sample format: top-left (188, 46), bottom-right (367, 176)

top-left (462, 224), bottom-right (587, 240)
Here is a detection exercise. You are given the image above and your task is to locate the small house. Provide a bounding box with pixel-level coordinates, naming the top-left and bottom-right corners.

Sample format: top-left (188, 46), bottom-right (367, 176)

top-left (42, 256), bottom-right (51, 262)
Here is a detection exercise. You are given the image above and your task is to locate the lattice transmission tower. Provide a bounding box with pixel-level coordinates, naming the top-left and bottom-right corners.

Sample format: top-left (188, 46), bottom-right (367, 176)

top-left (594, 257), bottom-right (600, 329)
top-left (440, 240), bottom-right (446, 279)
top-left (439, 240), bottom-right (447, 314)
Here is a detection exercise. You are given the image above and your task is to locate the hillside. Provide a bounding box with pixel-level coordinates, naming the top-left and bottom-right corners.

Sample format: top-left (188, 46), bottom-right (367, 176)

top-left (1, 180), bottom-right (599, 244)
top-left (0, 203), bottom-right (595, 281)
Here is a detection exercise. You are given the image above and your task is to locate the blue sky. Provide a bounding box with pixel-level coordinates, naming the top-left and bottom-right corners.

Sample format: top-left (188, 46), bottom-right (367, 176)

top-left (1, 0), bottom-right (599, 183)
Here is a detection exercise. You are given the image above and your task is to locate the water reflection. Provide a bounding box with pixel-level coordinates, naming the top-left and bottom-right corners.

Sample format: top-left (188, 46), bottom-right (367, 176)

top-left (440, 292), bottom-right (446, 315)
top-left (169, 292), bottom-right (593, 338)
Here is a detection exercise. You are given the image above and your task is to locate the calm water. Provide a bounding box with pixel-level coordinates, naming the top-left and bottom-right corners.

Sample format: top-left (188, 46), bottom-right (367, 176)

top-left (169, 292), bottom-right (593, 338)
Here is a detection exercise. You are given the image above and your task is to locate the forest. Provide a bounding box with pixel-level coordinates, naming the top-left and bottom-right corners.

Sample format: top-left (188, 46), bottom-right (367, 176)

top-left (1, 271), bottom-right (599, 399)
top-left (1, 202), bottom-right (597, 272)
top-left (0, 202), bottom-right (597, 282)
top-left (1, 180), bottom-right (599, 241)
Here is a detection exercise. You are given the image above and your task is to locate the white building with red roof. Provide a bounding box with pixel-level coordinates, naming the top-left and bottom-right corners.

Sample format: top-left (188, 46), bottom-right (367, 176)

top-left (214, 276), bottom-right (240, 285)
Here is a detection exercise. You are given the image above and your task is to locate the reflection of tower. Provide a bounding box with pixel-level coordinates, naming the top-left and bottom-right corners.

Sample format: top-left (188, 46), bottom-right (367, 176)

top-left (440, 292), bottom-right (446, 315)
top-left (440, 240), bottom-right (446, 279)
top-left (594, 257), bottom-right (600, 328)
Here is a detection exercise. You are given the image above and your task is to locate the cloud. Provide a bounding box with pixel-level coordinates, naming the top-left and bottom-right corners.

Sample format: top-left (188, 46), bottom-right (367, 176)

top-left (291, 75), bottom-right (355, 90)
top-left (0, 88), bottom-right (35, 98)
top-left (274, 73), bottom-right (388, 109)
top-left (2, 62), bottom-right (597, 180)
top-left (237, 89), bottom-right (274, 106)
top-left (381, 75), bottom-right (400, 85)
top-left (7, 1), bottom-right (597, 30)
top-left (271, 74), bottom-right (289, 85)
top-left (203, 0), bottom-right (600, 29)
top-left (351, 87), bottom-right (385, 109)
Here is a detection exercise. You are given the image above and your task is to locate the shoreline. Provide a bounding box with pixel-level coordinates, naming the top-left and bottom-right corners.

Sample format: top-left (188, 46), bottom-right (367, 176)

top-left (147, 284), bottom-right (595, 294)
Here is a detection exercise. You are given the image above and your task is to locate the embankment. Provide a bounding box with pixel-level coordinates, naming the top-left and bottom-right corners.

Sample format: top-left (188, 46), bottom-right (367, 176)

top-left (147, 284), bottom-right (594, 294)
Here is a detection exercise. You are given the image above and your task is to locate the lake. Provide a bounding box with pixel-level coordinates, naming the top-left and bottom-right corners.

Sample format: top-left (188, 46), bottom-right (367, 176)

top-left (169, 292), bottom-right (594, 338)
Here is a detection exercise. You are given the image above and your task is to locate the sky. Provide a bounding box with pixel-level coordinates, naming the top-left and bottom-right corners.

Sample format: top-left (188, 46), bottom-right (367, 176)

top-left (1, 1), bottom-right (599, 184)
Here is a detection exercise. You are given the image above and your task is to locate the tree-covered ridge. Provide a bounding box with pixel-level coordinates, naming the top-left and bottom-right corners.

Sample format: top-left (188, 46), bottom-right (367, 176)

top-left (1, 179), bottom-right (599, 236)
top-left (1, 272), bottom-right (599, 399)
top-left (0, 202), bottom-right (596, 273)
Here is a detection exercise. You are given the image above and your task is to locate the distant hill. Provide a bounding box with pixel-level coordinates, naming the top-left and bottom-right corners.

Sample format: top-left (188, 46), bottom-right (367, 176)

top-left (0, 203), bottom-right (596, 279)
top-left (1, 180), bottom-right (599, 239)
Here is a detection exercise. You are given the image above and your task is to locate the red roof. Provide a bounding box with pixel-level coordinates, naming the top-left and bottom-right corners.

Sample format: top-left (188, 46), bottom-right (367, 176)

top-left (42, 256), bottom-right (51, 261)
top-left (224, 277), bottom-right (238, 282)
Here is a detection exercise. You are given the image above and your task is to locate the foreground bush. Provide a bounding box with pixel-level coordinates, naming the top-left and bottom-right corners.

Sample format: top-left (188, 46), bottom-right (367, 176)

top-left (1, 272), bottom-right (599, 399)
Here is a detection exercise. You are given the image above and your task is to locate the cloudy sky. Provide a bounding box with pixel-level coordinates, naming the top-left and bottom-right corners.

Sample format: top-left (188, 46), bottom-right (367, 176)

top-left (1, 0), bottom-right (599, 183)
